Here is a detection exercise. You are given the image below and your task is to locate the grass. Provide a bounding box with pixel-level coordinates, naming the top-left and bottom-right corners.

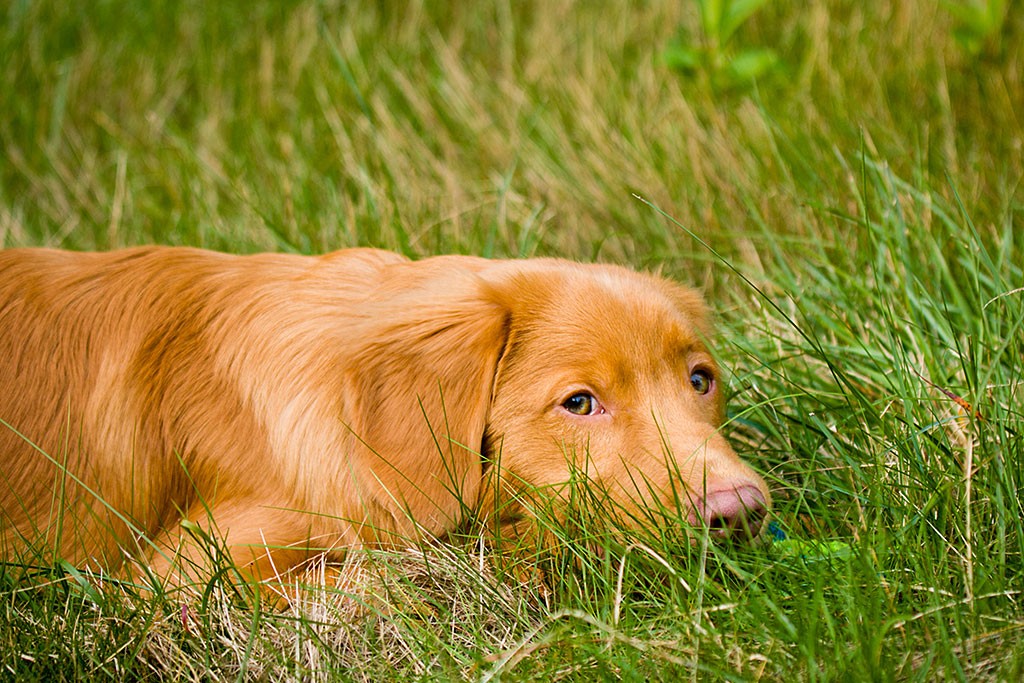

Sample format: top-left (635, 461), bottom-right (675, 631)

top-left (1, 0), bottom-right (1023, 680)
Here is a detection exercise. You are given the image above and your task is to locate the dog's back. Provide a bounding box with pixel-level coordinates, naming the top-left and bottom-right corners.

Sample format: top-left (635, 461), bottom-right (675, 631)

top-left (0, 247), bottom-right (404, 569)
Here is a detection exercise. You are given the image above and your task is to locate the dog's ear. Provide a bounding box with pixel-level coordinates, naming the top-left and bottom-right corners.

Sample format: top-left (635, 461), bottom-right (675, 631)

top-left (343, 263), bottom-right (509, 541)
top-left (658, 279), bottom-right (713, 339)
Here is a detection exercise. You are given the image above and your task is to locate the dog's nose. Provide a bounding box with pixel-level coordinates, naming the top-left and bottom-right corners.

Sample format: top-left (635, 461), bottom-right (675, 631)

top-left (699, 485), bottom-right (768, 539)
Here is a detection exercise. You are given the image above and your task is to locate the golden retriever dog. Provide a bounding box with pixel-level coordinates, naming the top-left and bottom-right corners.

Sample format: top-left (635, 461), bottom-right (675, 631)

top-left (0, 246), bottom-right (769, 587)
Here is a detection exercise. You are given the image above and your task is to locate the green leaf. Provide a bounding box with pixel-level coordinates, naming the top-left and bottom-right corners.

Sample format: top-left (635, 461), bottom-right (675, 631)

top-left (724, 47), bottom-right (779, 84)
top-left (941, 0), bottom-right (1004, 34)
top-left (57, 560), bottom-right (103, 604)
top-left (662, 43), bottom-right (702, 73)
top-left (721, 0), bottom-right (772, 44)
top-left (943, 0), bottom-right (1007, 54)
top-left (700, 0), bottom-right (724, 38)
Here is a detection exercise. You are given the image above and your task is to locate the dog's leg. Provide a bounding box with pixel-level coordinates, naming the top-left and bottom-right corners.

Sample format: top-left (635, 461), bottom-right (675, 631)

top-left (135, 501), bottom-right (346, 602)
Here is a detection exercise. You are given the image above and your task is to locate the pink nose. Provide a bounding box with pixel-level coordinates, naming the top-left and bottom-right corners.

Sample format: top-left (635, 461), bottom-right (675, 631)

top-left (697, 485), bottom-right (768, 539)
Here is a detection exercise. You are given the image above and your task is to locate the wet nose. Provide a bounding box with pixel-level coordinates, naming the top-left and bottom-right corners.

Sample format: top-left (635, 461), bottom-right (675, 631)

top-left (699, 485), bottom-right (768, 539)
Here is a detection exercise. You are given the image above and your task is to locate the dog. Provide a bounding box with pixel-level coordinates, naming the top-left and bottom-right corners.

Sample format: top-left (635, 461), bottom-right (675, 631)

top-left (0, 246), bottom-right (769, 587)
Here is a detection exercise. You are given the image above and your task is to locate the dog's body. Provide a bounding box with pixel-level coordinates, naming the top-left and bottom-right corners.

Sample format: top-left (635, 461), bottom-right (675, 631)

top-left (0, 246), bottom-right (769, 584)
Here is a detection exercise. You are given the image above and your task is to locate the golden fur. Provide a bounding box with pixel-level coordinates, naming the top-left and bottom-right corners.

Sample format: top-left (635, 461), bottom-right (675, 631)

top-left (0, 246), bottom-right (769, 585)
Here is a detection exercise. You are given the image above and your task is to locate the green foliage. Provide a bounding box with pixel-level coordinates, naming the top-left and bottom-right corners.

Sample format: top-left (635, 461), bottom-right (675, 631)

top-left (943, 0), bottom-right (1009, 55)
top-left (663, 0), bottom-right (780, 90)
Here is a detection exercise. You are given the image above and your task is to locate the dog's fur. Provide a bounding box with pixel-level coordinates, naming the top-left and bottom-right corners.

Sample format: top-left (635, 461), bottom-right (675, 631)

top-left (0, 247), bottom-right (769, 584)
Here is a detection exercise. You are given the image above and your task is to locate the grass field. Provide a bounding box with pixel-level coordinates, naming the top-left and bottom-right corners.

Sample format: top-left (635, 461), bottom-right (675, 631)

top-left (2, 0), bottom-right (1023, 680)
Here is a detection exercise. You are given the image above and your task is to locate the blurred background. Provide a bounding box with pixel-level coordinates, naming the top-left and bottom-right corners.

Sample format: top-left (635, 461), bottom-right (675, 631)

top-left (2, 2), bottom-right (1019, 267)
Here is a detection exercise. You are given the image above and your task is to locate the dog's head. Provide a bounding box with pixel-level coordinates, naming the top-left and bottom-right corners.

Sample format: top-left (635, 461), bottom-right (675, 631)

top-left (342, 256), bottom-right (769, 546)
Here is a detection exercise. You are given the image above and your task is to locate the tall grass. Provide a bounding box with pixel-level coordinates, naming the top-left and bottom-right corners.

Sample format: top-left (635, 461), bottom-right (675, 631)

top-left (1, 0), bottom-right (1022, 680)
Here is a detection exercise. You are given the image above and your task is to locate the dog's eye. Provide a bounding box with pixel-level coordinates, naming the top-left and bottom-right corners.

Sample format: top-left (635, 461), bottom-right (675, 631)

top-left (690, 369), bottom-right (714, 395)
top-left (563, 392), bottom-right (601, 415)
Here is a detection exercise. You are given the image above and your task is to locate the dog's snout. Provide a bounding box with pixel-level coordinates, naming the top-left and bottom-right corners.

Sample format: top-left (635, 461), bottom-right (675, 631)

top-left (699, 485), bottom-right (768, 539)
